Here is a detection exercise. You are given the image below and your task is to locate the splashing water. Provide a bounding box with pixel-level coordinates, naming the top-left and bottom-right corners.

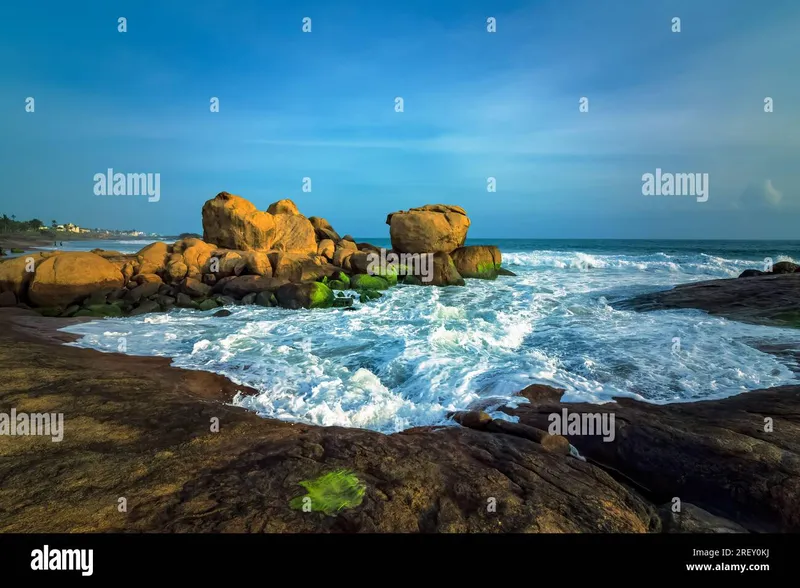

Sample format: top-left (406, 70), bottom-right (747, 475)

top-left (62, 240), bottom-right (800, 433)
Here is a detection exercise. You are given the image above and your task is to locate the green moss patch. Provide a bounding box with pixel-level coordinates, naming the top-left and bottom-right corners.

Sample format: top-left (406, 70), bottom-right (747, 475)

top-left (350, 274), bottom-right (390, 291)
top-left (774, 311), bottom-right (800, 329)
top-left (289, 469), bottom-right (366, 515)
top-left (308, 282), bottom-right (334, 308)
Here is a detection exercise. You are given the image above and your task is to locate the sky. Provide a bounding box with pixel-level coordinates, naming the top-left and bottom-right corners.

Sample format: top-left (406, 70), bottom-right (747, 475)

top-left (0, 0), bottom-right (798, 239)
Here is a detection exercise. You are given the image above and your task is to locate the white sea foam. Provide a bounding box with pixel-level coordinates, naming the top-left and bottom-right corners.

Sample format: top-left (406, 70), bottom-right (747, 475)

top-left (61, 248), bottom-right (800, 433)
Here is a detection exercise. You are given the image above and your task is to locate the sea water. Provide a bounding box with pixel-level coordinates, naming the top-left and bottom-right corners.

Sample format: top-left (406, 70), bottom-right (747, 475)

top-left (61, 239), bottom-right (800, 433)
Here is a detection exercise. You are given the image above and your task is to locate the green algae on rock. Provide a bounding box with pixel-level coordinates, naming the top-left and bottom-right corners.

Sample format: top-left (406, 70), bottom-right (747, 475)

top-left (289, 469), bottom-right (366, 516)
top-left (350, 274), bottom-right (390, 291)
top-left (275, 281), bottom-right (334, 309)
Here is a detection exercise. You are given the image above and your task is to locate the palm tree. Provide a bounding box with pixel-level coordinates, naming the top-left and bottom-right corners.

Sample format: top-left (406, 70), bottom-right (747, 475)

top-left (51, 220), bottom-right (57, 229)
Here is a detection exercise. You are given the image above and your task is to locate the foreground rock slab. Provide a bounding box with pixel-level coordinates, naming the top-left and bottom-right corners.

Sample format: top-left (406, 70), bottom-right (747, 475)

top-left (505, 384), bottom-right (800, 532)
top-left (0, 308), bottom-right (655, 533)
top-left (615, 273), bottom-right (800, 328)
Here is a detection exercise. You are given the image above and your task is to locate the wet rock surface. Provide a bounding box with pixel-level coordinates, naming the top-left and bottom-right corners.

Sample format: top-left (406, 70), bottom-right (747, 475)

top-left (615, 273), bottom-right (800, 328)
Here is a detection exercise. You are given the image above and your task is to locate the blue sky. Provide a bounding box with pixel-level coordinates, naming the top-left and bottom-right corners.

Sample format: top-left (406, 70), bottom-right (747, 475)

top-left (1, 0), bottom-right (798, 239)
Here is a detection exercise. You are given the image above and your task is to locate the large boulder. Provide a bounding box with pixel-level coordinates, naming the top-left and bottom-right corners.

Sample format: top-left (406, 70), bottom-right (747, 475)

top-left (268, 252), bottom-right (338, 282)
top-left (212, 250), bottom-right (247, 278)
top-left (241, 251), bottom-right (271, 276)
top-left (180, 277), bottom-right (212, 298)
top-left (317, 239), bottom-right (335, 260)
top-left (270, 214), bottom-right (317, 254)
top-left (451, 245), bottom-right (502, 279)
top-left (202, 192), bottom-right (276, 251)
top-left (308, 217), bottom-right (341, 242)
top-left (410, 252), bottom-right (465, 287)
top-left (275, 282), bottom-right (334, 309)
top-left (0, 251), bottom-right (61, 300)
top-left (29, 252), bottom-right (125, 308)
top-left (386, 204), bottom-right (470, 254)
top-left (772, 261), bottom-right (799, 274)
top-left (165, 257), bottom-right (189, 282)
top-left (221, 275), bottom-right (289, 298)
top-left (174, 238), bottom-right (217, 279)
top-left (135, 242), bottom-right (170, 275)
top-left (267, 199), bottom-right (300, 215)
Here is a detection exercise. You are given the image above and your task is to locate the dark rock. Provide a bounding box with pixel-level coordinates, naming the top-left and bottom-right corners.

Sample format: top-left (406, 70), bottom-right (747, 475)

top-left (275, 282), bottom-right (334, 309)
top-left (211, 275), bottom-right (238, 294)
top-left (356, 243), bottom-right (381, 254)
top-left (83, 291), bottom-right (108, 307)
top-left (772, 261), bottom-right (799, 274)
top-left (181, 278), bottom-right (212, 298)
top-left (451, 411), bottom-right (492, 430)
top-left (348, 252), bottom-right (372, 274)
top-left (154, 295), bottom-right (176, 308)
top-left (496, 267), bottom-right (517, 277)
top-left (222, 276), bottom-right (289, 298)
top-left (213, 309), bottom-right (233, 317)
top-left (107, 288), bottom-right (127, 301)
top-left (255, 291), bottom-right (276, 307)
top-left (197, 299), bottom-right (218, 311)
top-left (658, 503), bottom-right (748, 533)
top-left (125, 281), bottom-right (161, 303)
top-left (176, 293), bottom-right (196, 308)
top-left (241, 292), bottom-right (258, 305)
top-left (130, 300), bottom-right (161, 316)
top-left (485, 420), bottom-right (571, 454)
top-left (332, 296), bottom-right (354, 308)
top-left (615, 273), bottom-right (800, 328)
top-left (78, 303), bottom-right (124, 318)
top-left (738, 269), bottom-right (766, 278)
top-left (359, 289), bottom-right (383, 303)
top-left (0, 290), bottom-right (17, 307)
top-left (506, 383), bottom-right (800, 532)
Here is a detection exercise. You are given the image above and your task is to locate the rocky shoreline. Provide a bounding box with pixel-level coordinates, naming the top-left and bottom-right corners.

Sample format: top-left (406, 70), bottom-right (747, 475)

top-left (0, 303), bottom-right (798, 533)
top-left (616, 269), bottom-right (800, 328)
top-left (0, 193), bottom-right (514, 316)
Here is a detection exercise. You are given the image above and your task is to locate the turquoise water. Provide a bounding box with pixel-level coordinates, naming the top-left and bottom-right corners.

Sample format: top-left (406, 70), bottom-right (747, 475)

top-left (62, 239), bottom-right (800, 433)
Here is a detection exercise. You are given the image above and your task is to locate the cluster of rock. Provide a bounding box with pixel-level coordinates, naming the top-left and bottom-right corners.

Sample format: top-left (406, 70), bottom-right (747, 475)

top-left (0, 193), bottom-right (514, 317)
top-left (738, 260), bottom-right (799, 278)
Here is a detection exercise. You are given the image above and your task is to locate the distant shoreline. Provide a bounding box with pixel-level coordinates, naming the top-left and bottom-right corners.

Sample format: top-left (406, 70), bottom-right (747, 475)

top-left (0, 232), bottom-right (162, 252)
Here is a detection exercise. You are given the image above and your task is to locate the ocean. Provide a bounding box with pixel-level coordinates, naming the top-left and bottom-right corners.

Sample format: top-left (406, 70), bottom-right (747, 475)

top-left (61, 238), bottom-right (800, 433)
